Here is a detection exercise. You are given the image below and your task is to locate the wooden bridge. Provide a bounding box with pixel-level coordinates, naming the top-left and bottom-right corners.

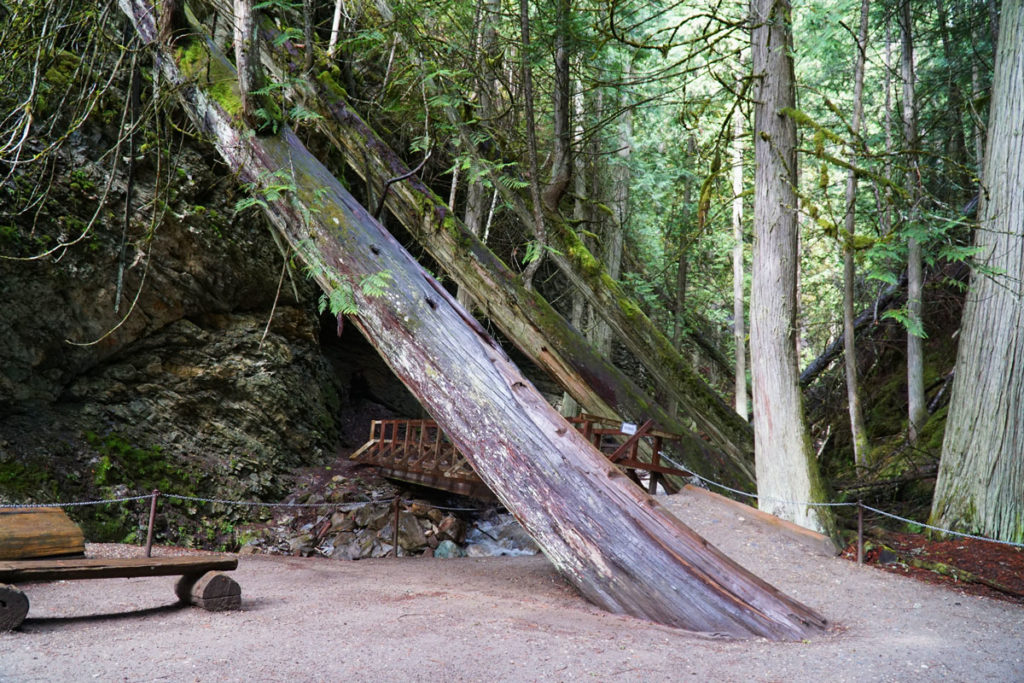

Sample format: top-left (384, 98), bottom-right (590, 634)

top-left (351, 414), bottom-right (692, 498)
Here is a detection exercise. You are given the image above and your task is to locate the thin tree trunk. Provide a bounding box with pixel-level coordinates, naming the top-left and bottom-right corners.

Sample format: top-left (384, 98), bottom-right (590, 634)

top-left (120, 0), bottom-right (825, 638)
top-left (731, 78), bottom-right (747, 421)
top-left (232, 0), bottom-right (261, 125)
top-left (934, 0), bottom-right (969, 195)
top-left (542, 0), bottom-right (571, 211)
top-left (931, 0), bottom-right (1024, 543)
top-left (899, 0), bottom-right (927, 444)
top-left (750, 0), bottom-right (838, 539)
top-left (518, 0), bottom-right (546, 290)
top-left (843, 0), bottom-right (870, 467)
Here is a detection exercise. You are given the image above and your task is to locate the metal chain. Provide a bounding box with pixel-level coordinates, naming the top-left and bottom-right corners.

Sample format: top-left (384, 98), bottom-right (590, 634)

top-left (4, 485), bottom-right (1023, 549)
top-left (0, 494), bottom-right (153, 508)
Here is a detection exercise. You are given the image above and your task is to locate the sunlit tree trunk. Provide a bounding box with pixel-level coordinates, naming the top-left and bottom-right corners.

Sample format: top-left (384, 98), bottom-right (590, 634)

top-left (750, 0), bottom-right (837, 539)
top-left (899, 0), bottom-right (927, 444)
top-left (731, 74), bottom-right (747, 421)
top-left (843, 0), bottom-right (870, 467)
top-left (233, 0), bottom-right (262, 125)
top-left (931, 0), bottom-right (1024, 543)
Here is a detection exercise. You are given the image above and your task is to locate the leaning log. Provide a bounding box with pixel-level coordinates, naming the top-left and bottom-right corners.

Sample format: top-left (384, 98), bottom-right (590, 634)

top-left (118, 0), bottom-right (825, 639)
top-left (255, 31), bottom-right (752, 490)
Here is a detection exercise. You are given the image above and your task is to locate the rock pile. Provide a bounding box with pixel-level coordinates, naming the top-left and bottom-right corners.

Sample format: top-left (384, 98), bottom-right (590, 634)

top-left (243, 499), bottom-right (470, 559)
top-left (238, 473), bottom-right (539, 560)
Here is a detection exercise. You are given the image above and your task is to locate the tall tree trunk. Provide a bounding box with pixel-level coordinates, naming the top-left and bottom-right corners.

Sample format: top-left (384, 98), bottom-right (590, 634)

top-left (731, 77), bottom-right (748, 421)
top-left (931, 0), bottom-right (1024, 544)
top-left (256, 23), bottom-right (756, 487)
top-left (591, 58), bottom-right (631, 359)
top-left (750, 0), bottom-right (838, 539)
top-left (542, 0), bottom-right (572, 211)
top-left (934, 0), bottom-right (969, 196)
top-left (899, 0), bottom-right (927, 444)
top-left (843, 0), bottom-right (870, 467)
top-left (457, 0), bottom-right (501, 309)
top-left (518, 0), bottom-right (547, 290)
top-left (233, 0), bottom-right (262, 125)
top-left (119, 0), bottom-right (825, 638)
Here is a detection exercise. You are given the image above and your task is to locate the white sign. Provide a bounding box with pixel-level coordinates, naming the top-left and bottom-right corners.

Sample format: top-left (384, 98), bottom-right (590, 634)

top-left (621, 422), bottom-right (637, 435)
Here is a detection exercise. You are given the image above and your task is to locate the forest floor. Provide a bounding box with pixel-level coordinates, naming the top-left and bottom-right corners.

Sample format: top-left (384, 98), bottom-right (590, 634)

top-left (2, 488), bottom-right (1022, 682)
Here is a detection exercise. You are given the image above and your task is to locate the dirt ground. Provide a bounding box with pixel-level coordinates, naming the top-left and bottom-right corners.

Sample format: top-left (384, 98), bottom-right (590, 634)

top-left (2, 488), bottom-right (1022, 682)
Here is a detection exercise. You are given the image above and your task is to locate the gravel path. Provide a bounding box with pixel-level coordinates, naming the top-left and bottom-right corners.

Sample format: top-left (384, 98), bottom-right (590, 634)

top-left (2, 488), bottom-right (1022, 682)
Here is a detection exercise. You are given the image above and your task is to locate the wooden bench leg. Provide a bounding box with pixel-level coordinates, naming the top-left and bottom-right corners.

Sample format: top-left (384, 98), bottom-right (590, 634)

top-left (175, 571), bottom-right (241, 611)
top-left (1, 583), bottom-right (29, 631)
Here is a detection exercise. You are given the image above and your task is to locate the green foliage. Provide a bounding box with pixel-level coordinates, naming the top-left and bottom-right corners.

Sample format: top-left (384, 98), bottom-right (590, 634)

top-left (235, 169), bottom-right (297, 212)
top-left (0, 458), bottom-right (57, 500)
top-left (85, 432), bottom-right (187, 492)
top-left (317, 271), bottom-right (393, 316)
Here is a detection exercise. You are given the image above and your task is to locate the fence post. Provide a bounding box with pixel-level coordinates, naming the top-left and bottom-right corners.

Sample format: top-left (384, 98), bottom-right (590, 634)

top-left (145, 489), bottom-right (160, 558)
top-left (857, 499), bottom-right (863, 565)
top-left (392, 498), bottom-right (401, 557)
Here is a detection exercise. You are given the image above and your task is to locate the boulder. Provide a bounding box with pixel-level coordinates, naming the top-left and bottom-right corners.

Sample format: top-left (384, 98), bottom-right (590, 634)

top-left (434, 540), bottom-right (466, 559)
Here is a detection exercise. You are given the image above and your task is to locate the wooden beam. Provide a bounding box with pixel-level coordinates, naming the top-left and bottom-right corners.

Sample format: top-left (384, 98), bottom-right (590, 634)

top-left (0, 556), bottom-right (238, 583)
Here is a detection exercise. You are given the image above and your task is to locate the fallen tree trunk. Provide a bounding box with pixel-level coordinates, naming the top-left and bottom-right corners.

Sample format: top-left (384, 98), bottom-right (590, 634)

top-left (118, 0), bottom-right (824, 639)
top-left (799, 274), bottom-right (907, 388)
top-left (254, 32), bottom-right (753, 489)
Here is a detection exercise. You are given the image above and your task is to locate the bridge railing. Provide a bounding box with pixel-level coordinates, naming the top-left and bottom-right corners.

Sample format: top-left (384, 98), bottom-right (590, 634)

top-left (352, 414), bottom-right (692, 497)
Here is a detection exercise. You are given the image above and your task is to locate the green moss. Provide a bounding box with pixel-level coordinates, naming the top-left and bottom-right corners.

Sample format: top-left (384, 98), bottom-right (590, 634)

top-left (35, 50), bottom-right (82, 116)
top-left (0, 458), bottom-right (57, 500)
top-left (176, 39), bottom-right (244, 118)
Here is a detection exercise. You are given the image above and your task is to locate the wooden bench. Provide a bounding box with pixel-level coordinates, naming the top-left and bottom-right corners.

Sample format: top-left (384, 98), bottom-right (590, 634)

top-left (0, 555), bottom-right (241, 631)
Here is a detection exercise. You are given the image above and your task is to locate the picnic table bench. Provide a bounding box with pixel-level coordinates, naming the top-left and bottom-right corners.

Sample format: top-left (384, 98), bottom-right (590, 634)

top-left (0, 555), bottom-right (241, 631)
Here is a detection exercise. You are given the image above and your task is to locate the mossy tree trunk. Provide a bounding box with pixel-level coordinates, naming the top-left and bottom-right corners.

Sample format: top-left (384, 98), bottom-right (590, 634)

top-left (750, 0), bottom-right (838, 540)
top-left (118, 0), bottom-right (825, 639)
top-left (931, 2), bottom-right (1024, 544)
top-left (255, 25), bottom-right (755, 488)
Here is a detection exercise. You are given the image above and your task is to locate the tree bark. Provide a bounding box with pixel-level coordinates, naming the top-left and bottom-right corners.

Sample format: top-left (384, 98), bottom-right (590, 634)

top-left (931, 1), bottom-right (1024, 544)
top-left (256, 26), bottom-right (756, 487)
top-left (119, 0), bottom-right (825, 638)
top-left (899, 0), bottom-right (927, 444)
top-left (750, 0), bottom-right (838, 539)
top-left (518, 0), bottom-right (547, 290)
top-left (731, 77), bottom-right (747, 421)
top-left (233, 0), bottom-right (261, 125)
top-left (842, 0), bottom-right (870, 467)
top-left (542, 0), bottom-right (572, 211)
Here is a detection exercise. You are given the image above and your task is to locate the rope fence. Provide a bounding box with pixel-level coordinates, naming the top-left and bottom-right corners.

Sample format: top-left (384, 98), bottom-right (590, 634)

top-left (3, 469), bottom-right (1023, 563)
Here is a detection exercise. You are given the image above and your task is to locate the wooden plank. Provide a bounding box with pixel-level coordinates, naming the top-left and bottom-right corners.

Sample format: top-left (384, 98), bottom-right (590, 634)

top-left (0, 556), bottom-right (238, 583)
top-left (0, 508), bottom-right (86, 560)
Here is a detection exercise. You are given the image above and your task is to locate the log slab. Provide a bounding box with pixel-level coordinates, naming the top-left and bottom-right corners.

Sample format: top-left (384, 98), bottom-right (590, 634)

top-left (176, 571), bottom-right (241, 611)
top-left (0, 583), bottom-right (29, 631)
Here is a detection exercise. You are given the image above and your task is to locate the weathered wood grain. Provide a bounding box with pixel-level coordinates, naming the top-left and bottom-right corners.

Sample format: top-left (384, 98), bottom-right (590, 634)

top-left (0, 508), bottom-right (85, 560)
top-left (0, 556), bottom-right (237, 583)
